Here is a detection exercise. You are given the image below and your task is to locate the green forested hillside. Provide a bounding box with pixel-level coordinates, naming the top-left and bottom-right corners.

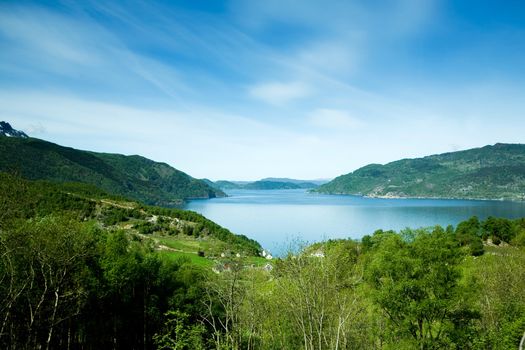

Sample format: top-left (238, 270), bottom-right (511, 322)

top-left (0, 172), bottom-right (259, 255)
top-left (0, 136), bottom-right (225, 205)
top-left (317, 143), bottom-right (525, 200)
top-left (0, 172), bottom-right (261, 349)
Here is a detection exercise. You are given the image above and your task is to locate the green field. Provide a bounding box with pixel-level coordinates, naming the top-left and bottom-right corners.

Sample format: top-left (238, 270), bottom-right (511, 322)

top-left (157, 250), bottom-right (214, 267)
top-left (153, 234), bottom-right (270, 268)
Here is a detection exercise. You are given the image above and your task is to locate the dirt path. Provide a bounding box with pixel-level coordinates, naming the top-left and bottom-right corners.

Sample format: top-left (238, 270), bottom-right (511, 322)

top-left (100, 199), bottom-right (135, 209)
top-left (157, 244), bottom-right (184, 252)
top-left (135, 233), bottom-right (198, 254)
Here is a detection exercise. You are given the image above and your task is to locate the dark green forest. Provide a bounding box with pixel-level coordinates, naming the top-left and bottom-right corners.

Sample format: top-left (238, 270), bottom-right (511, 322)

top-left (1, 172), bottom-right (525, 349)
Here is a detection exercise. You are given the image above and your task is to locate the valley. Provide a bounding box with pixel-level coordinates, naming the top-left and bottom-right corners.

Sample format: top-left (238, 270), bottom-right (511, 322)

top-left (2, 123), bottom-right (525, 349)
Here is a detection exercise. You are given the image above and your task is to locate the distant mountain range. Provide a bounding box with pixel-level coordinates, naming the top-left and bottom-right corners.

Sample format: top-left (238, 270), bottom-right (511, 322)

top-left (316, 143), bottom-right (525, 201)
top-left (205, 178), bottom-right (328, 190)
top-left (0, 122), bottom-right (225, 206)
top-left (259, 177), bottom-right (330, 186)
top-left (245, 180), bottom-right (318, 190)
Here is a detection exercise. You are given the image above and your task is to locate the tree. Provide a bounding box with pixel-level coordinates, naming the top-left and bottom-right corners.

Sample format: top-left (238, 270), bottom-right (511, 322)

top-left (202, 258), bottom-right (247, 350)
top-left (153, 310), bottom-right (205, 350)
top-left (455, 216), bottom-right (484, 256)
top-left (247, 241), bottom-right (369, 350)
top-left (0, 172), bottom-right (32, 228)
top-left (0, 216), bottom-right (97, 349)
top-left (482, 217), bottom-right (513, 243)
top-left (365, 227), bottom-right (478, 349)
top-left (473, 247), bottom-right (525, 349)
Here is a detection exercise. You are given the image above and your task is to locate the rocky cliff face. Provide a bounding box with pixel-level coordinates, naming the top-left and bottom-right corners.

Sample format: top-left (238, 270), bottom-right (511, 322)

top-left (0, 121), bottom-right (28, 138)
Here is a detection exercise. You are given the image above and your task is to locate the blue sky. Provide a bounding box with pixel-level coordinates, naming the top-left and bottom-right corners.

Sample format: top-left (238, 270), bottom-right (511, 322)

top-left (1, 0), bottom-right (524, 180)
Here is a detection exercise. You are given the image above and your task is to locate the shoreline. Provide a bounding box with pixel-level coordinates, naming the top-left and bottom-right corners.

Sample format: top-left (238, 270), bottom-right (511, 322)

top-left (312, 191), bottom-right (525, 203)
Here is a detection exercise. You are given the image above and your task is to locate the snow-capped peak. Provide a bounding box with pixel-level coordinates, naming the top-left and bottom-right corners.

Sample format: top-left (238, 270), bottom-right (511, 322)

top-left (0, 121), bottom-right (29, 138)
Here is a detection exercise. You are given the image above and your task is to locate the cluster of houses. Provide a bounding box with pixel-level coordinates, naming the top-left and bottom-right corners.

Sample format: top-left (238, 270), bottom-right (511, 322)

top-left (261, 250), bottom-right (273, 260)
top-left (211, 249), bottom-right (275, 274)
top-left (212, 261), bottom-right (273, 274)
top-left (211, 248), bottom-right (326, 274)
top-left (309, 250), bottom-right (325, 258)
top-left (220, 252), bottom-right (242, 258)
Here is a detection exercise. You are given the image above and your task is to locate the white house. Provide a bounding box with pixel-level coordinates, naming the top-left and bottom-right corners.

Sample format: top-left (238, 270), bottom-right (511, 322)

top-left (310, 251), bottom-right (325, 258)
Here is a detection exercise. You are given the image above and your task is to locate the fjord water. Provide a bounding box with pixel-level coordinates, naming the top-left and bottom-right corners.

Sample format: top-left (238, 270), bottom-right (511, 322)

top-left (185, 189), bottom-right (525, 255)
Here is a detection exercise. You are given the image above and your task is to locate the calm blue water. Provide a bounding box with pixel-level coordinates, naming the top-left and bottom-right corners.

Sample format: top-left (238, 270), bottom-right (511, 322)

top-left (185, 189), bottom-right (525, 255)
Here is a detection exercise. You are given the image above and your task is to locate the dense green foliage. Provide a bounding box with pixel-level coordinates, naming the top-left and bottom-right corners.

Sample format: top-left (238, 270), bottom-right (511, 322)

top-left (0, 216), bottom-right (212, 349)
top-left (2, 172), bottom-right (525, 349)
top-left (364, 228), bottom-right (478, 348)
top-left (0, 172), bottom-right (264, 349)
top-left (0, 136), bottom-right (225, 205)
top-left (197, 228), bottom-right (525, 350)
top-left (316, 143), bottom-right (525, 200)
top-left (149, 216), bottom-right (525, 350)
top-left (195, 230), bottom-right (524, 349)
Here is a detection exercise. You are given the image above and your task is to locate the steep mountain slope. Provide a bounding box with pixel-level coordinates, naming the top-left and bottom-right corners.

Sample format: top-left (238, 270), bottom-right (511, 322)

top-left (0, 136), bottom-right (225, 206)
top-left (316, 143), bottom-right (525, 200)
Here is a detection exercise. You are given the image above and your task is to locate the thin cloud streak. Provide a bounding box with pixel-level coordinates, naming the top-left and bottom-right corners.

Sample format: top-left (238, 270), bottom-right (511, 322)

top-left (308, 109), bottom-right (364, 130)
top-left (249, 81), bottom-right (312, 105)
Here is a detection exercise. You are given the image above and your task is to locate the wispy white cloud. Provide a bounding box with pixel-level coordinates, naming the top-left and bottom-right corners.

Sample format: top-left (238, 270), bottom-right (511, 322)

top-left (25, 121), bottom-right (46, 135)
top-left (0, 4), bottom-right (195, 104)
top-left (249, 81), bottom-right (312, 105)
top-left (0, 0), bottom-right (524, 180)
top-left (0, 7), bottom-right (103, 67)
top-left (308, 109), bottom-right (364, 130)
top-left (295, 40), bottom-right (362, 77)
